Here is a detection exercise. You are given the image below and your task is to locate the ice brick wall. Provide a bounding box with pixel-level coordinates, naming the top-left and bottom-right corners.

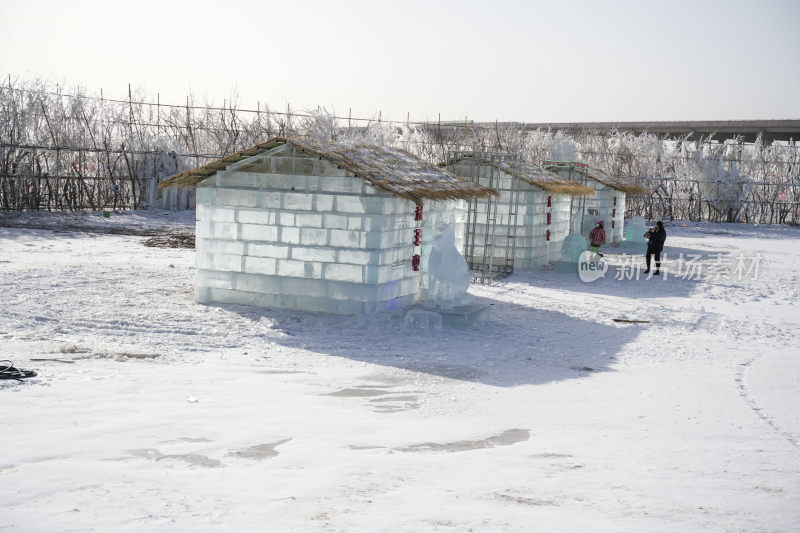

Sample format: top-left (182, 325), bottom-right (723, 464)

top-left (567, 182), bottom-right (625, 245)
top-left (592, 188), bottom-right (626, 244)
top-left (449, 162), bottom-right (570, 269)
top-left (194, 152), bottom-right (421, 314)
top-left (547, 167), bottom-right (600, 239)
top-left (577, 179), bottom-right (603, 239)
top-left (541, 193), bottom-right (572, 263)
top-left (569, 180), bottom-right (601, 238)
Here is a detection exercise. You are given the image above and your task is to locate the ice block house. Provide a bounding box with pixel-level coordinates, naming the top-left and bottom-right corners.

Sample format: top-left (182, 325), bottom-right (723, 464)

top-left (443, 152), bottom-right (594, 280)
top-left (541, 161), bottom-right (645, 244)
top-left (158, 137), bottom-right (497, 314)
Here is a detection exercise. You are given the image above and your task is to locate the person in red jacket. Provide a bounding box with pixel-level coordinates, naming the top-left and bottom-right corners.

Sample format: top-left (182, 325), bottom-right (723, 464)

top-left (589, 220), bottom-right (606, 257)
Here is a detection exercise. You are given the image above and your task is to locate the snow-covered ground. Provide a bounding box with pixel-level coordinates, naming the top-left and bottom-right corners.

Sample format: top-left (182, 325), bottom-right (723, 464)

top-left (1, 213), bottom-right (799, 532)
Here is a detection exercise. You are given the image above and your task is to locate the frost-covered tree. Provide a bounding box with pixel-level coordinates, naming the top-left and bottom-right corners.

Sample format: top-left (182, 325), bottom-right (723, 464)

top-left (691, 142), bottom-right (749, 222)
top-left (1, 77), bottom-right (798, 222)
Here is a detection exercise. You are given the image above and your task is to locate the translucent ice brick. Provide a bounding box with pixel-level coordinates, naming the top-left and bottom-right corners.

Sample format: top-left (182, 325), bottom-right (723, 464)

top-left (403, 309), bottom-right (443, 330)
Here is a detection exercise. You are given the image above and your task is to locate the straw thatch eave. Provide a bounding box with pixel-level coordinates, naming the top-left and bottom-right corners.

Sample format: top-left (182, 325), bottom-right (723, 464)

top-left (157, 137), bottom-right (288, 189)
top-left (497, 162), bottom-right (595, 196)
top-left (439, 156), bottom-right (595, 196)
top-left (583, 167), bottom-right (646, 196)
top-left (543, 163), bottom-right (646, 196)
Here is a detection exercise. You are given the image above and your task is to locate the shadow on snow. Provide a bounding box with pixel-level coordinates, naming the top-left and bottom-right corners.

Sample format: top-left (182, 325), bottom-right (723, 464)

top-left (218, 294), bottom-right (643, 388)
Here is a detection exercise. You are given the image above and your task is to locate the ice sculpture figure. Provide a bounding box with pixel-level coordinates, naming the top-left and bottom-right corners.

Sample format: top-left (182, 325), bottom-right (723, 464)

top-left (424, 216), bottom-right (470, 311)
top-left (560, 233), bottom-right (588, 263)
top-left (625, 216), bottom-right (648, 244)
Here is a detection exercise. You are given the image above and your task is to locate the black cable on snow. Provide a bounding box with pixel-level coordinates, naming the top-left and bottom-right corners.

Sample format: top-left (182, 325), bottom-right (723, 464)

top-left (0, 360), bottom-right (38, 380)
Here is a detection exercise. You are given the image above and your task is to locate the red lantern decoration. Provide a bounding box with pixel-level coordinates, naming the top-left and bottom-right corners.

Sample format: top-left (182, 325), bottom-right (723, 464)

top-left (547, 196), bottom-right (552, 207)
top-left (546, 229), bottom-right (551, 241)
top-left (547, 213), bottom-right (551, 225)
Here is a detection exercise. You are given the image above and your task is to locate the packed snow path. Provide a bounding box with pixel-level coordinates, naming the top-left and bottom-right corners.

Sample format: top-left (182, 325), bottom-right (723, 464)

top-left (1, 214), bottom-right (799, 532)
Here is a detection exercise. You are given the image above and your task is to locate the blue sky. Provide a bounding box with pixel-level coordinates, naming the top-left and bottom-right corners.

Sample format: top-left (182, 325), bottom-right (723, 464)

top-left (1, 0), bottom-right (798, 122)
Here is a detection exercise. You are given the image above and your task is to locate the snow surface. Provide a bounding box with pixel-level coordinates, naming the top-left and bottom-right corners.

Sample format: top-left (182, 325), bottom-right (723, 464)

top-left (1, 213), bottom-right (799, 532)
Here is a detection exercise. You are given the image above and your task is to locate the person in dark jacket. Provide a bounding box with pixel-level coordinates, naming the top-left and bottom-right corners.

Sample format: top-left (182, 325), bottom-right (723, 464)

top-left (644, 221), bottom-right (666, 275)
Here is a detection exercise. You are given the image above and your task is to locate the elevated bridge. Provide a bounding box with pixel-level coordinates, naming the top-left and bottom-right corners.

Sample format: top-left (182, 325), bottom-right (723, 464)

top-left (491, 119), bottom-right (800, 143)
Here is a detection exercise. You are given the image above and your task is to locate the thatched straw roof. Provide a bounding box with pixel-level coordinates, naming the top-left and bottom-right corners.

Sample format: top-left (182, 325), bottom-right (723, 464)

top-left (158, 138), bottom-right (286, 189)
top-left (580, 166), bottom-right (646, 195)
top-left (158, 137), bottom-right (498, 204)
top-left (542, 162), bottom-right (646, 195)
top-left (494, 160), bottom-right (594, 196)
top-left (440, 155), bottom-right (594, 196)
